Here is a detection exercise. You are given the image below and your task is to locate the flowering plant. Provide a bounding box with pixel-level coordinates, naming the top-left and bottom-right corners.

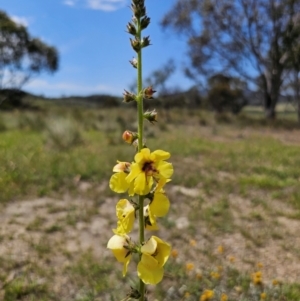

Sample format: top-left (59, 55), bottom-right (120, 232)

top-left (106, 1), bottom-right (173, 300)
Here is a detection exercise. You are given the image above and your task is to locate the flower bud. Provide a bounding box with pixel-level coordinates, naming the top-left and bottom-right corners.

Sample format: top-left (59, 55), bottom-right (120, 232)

top-left (129, 57), bottom-right (138, 69)
top-left (123, 90), bottom-right (136, 103)
top-left (141, 16), bottom-right (150, 30)
top-left (130, 37), bottom-right (141, 52)
top-left (126, 22), bottom-right (137, 36)
top-left (113, 161), bottom-right (131, 173)
top-left (122, 130), bottom-right (138, 144)
top-left (144, 109), bottom-right (157, 124)
top-left (143, 86), bottom-right (156, 99)
top-left (131, 3), bottom-right (146, 18)
top-left (141, 36), bottom-right (151, 48)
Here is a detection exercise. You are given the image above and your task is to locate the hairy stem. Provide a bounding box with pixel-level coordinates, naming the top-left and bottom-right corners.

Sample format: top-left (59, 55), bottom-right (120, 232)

top-left (137, 17), bottom-right (145, 301)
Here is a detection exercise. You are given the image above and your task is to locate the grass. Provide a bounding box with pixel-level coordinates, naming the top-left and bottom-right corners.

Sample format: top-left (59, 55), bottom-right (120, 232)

top-left (0, 102), bottom-right (300, 300)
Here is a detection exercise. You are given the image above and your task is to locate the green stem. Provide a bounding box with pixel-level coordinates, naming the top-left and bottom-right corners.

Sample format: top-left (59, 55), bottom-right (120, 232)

top-left (137, 18), bottom-right (145, 301)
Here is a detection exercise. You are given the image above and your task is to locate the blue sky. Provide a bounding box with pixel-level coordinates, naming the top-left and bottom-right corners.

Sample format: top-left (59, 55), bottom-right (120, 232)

top-left (1, 0), bottom-right (193, 97)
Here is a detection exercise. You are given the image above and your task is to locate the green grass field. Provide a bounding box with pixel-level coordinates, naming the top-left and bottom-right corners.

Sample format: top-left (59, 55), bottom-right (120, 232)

top-left (0, 102), bottom-right (300, 301)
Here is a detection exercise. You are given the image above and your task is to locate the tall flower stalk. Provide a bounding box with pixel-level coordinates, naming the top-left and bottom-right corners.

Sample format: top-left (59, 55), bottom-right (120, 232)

top-left (107, 1), bottom-right (173, 300)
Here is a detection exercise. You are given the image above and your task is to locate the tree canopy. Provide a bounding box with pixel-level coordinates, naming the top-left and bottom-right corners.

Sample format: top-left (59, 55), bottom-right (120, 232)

top-left (161, 0), bottom-right (300, 118)
top-left (0, 10), bottom-right (58, 104)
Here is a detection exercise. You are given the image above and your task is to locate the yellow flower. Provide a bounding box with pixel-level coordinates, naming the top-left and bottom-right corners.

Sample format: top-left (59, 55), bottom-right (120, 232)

top-left (228, 256), bottom-right (235, 263)
top-left (186, 262), bottom-right (194, 272)
top-left (260, 292), bottom-right (267, 300)
top-left (210, 271), bottom-right (220, 279)
top-left (252, 271), bottom-right (263, 285)
top-left (220, 293), bottom-right (228, 301)
top-left (190, 239), bottom-right (197, 247)
top-left (107, 234), bottom-right (131, 276)
top-left (272, 279), bottom-right (280, 286)
top-left (113, 199), bottom-right (135, 234)
top-left (257, 262), bottom-right (263, 269)
top-left (200, 290), bottom-right (214, 301)
top-left (126, 148), bottom-right (173, 195)
top-left (137, 235), bottom-right (171, 284)
top-left (109, 161), bottom-right (134, 195)
top-left (185, 292), bottom-right (191, 298)
top-left (217, 245), bottom-right (224, 254)
top-left (171, 249), bottom-right (178, 258)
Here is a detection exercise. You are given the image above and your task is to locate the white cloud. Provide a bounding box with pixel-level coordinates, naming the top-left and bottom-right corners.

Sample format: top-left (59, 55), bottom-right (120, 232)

top-left (87, 0), bottom-right (127, 11)
top-left (11, 15), bottom-right (30, 27)
top-left (63, 0), bottom-right (76, 6)
top-left (62, 0), bottom-right (128, 11)
top-left (25, 79), bottom-right (118, 97)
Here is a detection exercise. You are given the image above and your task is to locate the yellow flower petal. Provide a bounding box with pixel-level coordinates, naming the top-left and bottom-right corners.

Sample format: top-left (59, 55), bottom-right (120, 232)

top-left (150, 192), bottom-right (170, 217)
top-left (115, 199), bottom-right (135, 234)
top-left (107, 234), bottom-right (131, 276)
top-left (150, 150), bottom-right (170, 161)
top-left (156, 161), bottom-right (173, 179)
top-left (135, 148), bottom-right (151, 163)
top-left (109, 173), bottom-right (129, 193)
top-left (137, 256), bottom-right (164, 284)
top-left (134, 172), bottom-right (152, 195)
top-left (141, 236), bottom-right (157, 255)
top-left (125, 163), bottom-right (140, 183)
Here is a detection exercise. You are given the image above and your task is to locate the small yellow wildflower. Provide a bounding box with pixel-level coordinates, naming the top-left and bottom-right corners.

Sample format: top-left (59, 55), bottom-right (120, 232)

top-left (171, 249), bottom-right (178, 258)
top-left (260, 292), bottom-right (267, 300)
top-left (186, 262), bottom-right (194, 272)
top-left (272, 279), bottom-right (280, 286)
top-left (252, 271), bottom-right (263, 285)
top-left (220, 293), bottom-right (228, 301)
top-left (210, 271), bottom-right (220, 279)
top-left (190, 239), bottom-right (197, 247)
top-left (217, 245), bottom-right (224, 254)
top-left (200, 290), bottom-right (214, 301)
top-left (228, 256), bottom-right (235, 263)
top-left (196, 272), bottom-right (202, 280)
top-left (257, 262), bottom-right (263, 269)
top-left (137, 235), bottom-right (171, 284)
top-left (184, 292), bottom-right (191, 298)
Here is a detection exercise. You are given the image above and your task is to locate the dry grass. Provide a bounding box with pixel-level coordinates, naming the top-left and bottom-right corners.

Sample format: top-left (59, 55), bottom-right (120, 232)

top-left (0, 105), bottom-right (300, 300)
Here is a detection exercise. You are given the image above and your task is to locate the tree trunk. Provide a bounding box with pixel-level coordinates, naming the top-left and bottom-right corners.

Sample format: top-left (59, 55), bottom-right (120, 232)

top-left (263, 90), bottom-right (276, 119)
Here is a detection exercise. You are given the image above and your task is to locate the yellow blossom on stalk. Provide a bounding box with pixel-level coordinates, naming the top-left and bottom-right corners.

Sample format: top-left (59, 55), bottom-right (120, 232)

top-left (109, 161), bottom-right (134, 195)
top-left (107, 234), bottom-right (132, 276)
top-left (113, 199), bottom-right (135, 234)
top-left (126, 148), bottom-right (173, 195)
top-left (137, 236), bottom-right (171, 284)
top-left (200, 290), bottom-right (214, 301)
top-left (220, 293), bottom-right (228, 301)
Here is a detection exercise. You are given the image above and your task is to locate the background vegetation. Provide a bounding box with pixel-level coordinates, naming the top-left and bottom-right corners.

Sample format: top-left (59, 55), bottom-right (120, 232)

top-left (0, 97), bottom-right (299, 300)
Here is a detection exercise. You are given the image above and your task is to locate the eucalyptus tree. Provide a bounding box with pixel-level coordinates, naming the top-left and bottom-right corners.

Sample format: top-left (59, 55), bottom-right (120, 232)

top-left (0, 10), bottom-right (58, 105)
top-left (161, 0), bottom-right (300, 119)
